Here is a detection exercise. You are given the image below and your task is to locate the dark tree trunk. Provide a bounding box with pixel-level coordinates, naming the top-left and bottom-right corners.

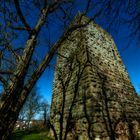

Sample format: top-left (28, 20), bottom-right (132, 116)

top-left (0, 88), bottom-right (27, 140)
top-left (0, 112), bottom-right (18, 140)
top-left (0, 105), bottom-right (19, 139)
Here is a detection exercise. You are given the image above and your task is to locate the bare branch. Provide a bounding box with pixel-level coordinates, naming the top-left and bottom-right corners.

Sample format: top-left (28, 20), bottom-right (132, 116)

top-left (9, 26), bottom-right (31, 31)
top-left (0, 76), bottom-right (7, 88)
top-left (14, 0), bottom-right (32, 33)
top-left (5, 44), bottom-right (20, 61)
top-left (48, 0), bottom-right (73, 13)
top-left (0, 70), bottom-right (13, 75)
top-left (2, 57), bottom-right (17, 66)
top-left (84, 0), bottom-right (92, 14)
top-left (12, 4), bottom-right (50, 82)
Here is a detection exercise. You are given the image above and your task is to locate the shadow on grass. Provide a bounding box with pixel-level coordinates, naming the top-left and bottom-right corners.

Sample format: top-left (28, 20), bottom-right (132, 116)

top-left (11, 129), bottom-right (53, 140)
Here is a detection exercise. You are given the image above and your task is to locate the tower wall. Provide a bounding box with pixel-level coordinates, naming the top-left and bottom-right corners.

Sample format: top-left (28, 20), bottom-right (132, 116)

top-left (50, 15), bottom-right (140, 140)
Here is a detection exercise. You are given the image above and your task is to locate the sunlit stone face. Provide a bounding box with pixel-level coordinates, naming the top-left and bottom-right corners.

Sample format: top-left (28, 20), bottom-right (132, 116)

top-left (50, 14), bottom-right (140, 140)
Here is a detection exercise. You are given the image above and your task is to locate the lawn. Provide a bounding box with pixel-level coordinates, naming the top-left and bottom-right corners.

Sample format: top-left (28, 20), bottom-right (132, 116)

top-left (12, 130), bottom-right (54, 140)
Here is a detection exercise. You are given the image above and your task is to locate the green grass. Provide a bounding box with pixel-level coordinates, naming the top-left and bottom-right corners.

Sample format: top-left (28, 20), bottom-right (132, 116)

top-left (20, 133), bottom-right (52, 140)
top-left (12, 130), bottom-right (53, 140)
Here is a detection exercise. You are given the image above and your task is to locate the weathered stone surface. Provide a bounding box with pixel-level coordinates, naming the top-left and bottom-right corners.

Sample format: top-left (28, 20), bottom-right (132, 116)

top-left (50, 14), bottom-right (140, 140)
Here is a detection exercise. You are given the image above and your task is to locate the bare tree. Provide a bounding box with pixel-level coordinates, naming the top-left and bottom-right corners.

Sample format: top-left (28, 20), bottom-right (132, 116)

top-left (40, 100), bottom-right (50, 129)
top-left (18, 86), bottom-right (42, 128)
top-left (0, 0), bottom-right (139, 139)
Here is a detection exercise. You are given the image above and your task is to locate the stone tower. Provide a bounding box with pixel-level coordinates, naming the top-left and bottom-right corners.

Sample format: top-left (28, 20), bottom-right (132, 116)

top-left (50, 14), bottom-right (140, 140)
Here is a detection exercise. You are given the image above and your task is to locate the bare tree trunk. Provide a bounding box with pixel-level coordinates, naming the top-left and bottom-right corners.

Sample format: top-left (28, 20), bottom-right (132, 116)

top-left (0, 90), bottom-right (25, 140)
top-left (0, 112), bottom-right (18, 140)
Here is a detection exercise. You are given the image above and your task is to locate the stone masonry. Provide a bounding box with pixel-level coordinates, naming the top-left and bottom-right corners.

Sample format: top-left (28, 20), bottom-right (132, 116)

top-left (50, 14), bottom-right (140, 140)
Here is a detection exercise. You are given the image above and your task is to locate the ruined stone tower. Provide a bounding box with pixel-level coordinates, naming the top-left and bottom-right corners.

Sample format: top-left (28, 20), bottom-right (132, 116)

top-left (50, 14), bottom-right (140, 140)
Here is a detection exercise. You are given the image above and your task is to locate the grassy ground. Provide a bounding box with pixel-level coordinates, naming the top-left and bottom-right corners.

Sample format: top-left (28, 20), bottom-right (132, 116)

top-left (12, 130), bottom-right (54, 140)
